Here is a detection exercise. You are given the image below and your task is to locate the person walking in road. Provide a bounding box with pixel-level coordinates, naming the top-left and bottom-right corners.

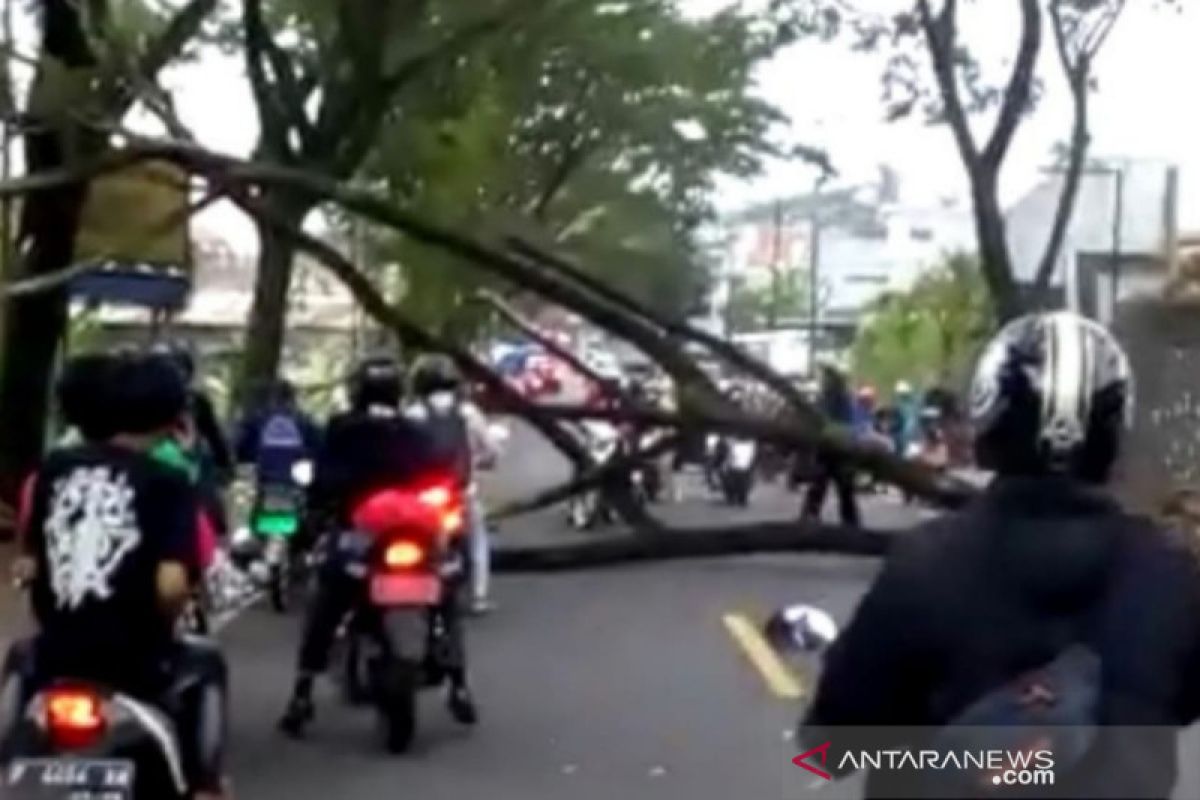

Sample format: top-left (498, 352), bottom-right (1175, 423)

top-left (801, 363), bottom-right (862, 527)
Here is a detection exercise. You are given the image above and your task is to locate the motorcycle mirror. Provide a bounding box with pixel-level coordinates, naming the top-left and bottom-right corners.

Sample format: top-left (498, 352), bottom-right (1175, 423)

top-left (291, 460), bottom-right (314, 487)
top-left (764, 604), bottom-right (839, 655)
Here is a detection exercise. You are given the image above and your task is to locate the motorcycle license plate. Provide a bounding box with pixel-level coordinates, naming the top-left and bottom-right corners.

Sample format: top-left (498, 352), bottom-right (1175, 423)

top-left (5, 758), bottom-right (134, 799)
top-left (369, 573), bottom-right (440, 606)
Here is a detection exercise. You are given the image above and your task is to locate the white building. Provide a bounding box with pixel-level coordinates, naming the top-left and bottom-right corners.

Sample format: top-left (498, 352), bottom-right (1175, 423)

top-left (1005, 159), bottom-right (1179, 325)
top-left (714, 172), bottom-right (975, 334)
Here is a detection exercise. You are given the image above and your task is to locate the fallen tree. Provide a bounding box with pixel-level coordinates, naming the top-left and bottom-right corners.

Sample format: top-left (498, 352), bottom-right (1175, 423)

top-left (491, 519), bottom-right (894, 572)
top-left (1, 135), bottom-right (980, 566)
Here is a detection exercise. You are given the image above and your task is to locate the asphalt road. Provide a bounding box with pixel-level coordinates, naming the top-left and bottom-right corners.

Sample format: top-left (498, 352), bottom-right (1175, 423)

top-left (9, 416), bottom-right (1200, 798)
top-left (222, 419), bottom-right (895, 799)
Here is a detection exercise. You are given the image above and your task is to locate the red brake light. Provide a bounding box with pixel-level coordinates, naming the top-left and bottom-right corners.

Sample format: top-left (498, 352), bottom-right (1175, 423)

top-left (44, 687), bottom-right (106, 749)
top-left (384, 540), bottom-right (427, 569)
top-left (418, 485), bottom-right (454, 509)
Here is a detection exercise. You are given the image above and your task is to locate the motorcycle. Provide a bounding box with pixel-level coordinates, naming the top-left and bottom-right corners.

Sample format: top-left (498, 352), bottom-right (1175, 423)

top-left (567, 421), bottom-right (621, 530)
top-left (242, 460), bottom-right (313, 613)
top-left (0, 640), bottom-right (220, 800)
top-left (720, 437), bottom-right (758, 507)
top-left (332, 475), bottom-right (470, 754)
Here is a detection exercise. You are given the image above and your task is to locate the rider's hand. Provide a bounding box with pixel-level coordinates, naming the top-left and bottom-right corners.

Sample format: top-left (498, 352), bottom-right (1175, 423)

top-left (11, 555), bottom-right (36, 588)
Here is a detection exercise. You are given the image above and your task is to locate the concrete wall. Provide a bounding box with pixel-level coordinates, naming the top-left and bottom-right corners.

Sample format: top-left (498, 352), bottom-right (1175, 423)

top-left (1111, 294), bottom-right (1200, 513)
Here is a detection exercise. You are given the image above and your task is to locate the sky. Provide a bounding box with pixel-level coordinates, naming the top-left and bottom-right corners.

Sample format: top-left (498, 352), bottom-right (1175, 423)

top-left (10, 0), bottom-right (1200, 254)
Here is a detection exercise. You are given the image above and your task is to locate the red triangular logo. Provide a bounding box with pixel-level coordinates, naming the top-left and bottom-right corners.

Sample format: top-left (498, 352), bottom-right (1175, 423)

top-left (792, 741), bottom-right (832, 780)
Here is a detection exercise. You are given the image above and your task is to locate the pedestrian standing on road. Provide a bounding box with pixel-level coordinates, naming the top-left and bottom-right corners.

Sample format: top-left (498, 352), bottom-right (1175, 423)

top-left (801, 364), bottom-right (862, 527)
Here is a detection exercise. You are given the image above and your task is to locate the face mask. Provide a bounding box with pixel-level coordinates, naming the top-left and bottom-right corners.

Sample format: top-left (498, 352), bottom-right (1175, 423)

top-left (429, 392), bottom-right (457, 413)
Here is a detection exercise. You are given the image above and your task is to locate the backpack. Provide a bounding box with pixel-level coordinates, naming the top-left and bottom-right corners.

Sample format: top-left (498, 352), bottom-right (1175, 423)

top-left (259, 412), bottom-right (304, 451)
top-left (415, 396), bottom-right (471, 483)
top-left (926, 644), bottom-right (1102, 796)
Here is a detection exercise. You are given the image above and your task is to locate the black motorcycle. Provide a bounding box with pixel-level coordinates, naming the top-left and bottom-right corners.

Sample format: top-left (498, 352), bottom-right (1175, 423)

top-left (332, 478), bottom-right (471, 753)
top-left (0, 642), bottom-right (220, 800)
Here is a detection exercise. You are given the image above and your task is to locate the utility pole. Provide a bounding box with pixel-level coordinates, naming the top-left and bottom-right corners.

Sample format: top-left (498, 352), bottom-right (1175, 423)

top-left (807, 178), bottom-right (825, 376)
top-left (1109, 164), bottom-right (1125, 324)
top-left (767, 199), bottom-right (784, 330)
top-left (0, 0), bottom-right (14, 278)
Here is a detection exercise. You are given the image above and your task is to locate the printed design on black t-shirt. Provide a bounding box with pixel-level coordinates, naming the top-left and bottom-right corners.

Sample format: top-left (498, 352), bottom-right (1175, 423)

top-left (43, 465), bottom-right (142, 610)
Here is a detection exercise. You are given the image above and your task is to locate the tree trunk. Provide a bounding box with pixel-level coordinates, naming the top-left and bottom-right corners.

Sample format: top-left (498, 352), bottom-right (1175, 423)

top-left (492, 520), bottom-right (893, 573)
top-left (237, 196), bottom-right (308, 412)
top-left (0, 0), bottom-right (100, 523)
top-left (971, 172), bottom-right (1023, 322)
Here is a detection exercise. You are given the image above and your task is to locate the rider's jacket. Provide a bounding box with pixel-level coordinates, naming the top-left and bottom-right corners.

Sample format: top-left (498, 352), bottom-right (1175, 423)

top-left (802, 476), bottom-right (1200, 799)
top-left (310, 407), bottom-right (437, 527)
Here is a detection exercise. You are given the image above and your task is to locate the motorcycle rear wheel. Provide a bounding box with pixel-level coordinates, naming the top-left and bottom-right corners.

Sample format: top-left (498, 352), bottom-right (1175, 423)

top-left (377, 659), bottom-right (419, 754)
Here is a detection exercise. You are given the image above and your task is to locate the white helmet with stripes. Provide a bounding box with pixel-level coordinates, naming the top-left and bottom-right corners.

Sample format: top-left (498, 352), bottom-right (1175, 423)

top-left (969, 311), bottom-right (1133, 481)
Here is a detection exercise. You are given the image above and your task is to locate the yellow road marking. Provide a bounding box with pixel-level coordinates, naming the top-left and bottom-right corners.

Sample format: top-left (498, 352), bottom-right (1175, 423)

top-left (722, 612), bottom-right (804, 700)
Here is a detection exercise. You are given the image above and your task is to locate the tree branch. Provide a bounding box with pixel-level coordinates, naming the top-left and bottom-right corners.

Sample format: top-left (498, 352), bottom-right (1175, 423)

top-left (130, 0), bottom-right (218, 95)
top-left (242, 0), bottom-right (293, 159)
top-left (473, 288), bottom-right (613, 391)
top-left (507, 237), bottom-right (825, 430)
top-left (492, 520), bottom-right (893, 573)
top-left (1033, 2), bottom-right (1092, 297)
top-left (915, 0), bottom-right (980, 169)
top-left (493, 432), bottom-right (679, 519)
top-left (225, 186), bottom-right (592, 471)
top-left (981, 0), bottom-right (1043, 171)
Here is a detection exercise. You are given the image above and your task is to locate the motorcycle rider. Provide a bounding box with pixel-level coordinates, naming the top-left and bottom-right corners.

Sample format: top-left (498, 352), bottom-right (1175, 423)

top-left (406, 354), bottom-right (499, 614)
top-left (800, 312), bottom-right (1200, 799)
top-left (6, 351), bottom-right (229, 800)
top-left (279, 355), bottom-right (478, 735)
top-left (236, 378), bottom-right (321, 486)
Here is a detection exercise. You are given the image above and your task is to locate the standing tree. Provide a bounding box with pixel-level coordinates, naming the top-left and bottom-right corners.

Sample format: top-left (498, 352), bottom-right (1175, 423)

top-left (0, 0), bottom-right (216, 513)
top-left (357, 0), bottom-right (794, 332)
top-left (777, 0), bottom-right (1135, 319)
top-left (851, 252), bottom-right (992, 392)
top-left (233, 0), bottom-right (537, 407)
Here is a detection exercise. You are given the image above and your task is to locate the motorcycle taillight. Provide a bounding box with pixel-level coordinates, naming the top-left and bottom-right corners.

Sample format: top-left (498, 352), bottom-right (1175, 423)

top-left (43, 686), bottom-right (107, 750)
top-left (417, 482), bottom-right (465, 536)
top-left (383, 539), bottom-right (428, 570)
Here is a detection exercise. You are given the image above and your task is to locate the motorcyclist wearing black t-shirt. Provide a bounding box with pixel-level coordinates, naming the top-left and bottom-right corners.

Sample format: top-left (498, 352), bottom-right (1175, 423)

top-left (800, 312), bottom-right (1200, 799)
top-left (279, 355), bottom-right (479, 735)
top-left (4, 352), bottom-right (229, 800)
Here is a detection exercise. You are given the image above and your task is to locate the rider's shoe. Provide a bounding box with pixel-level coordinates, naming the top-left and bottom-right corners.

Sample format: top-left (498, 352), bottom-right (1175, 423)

top-left (447, 684), bottom-right (479, 725)
top-left (278, 695), bottom-right (315, 738)
top-left (469, 597), bottom-right (495, 616)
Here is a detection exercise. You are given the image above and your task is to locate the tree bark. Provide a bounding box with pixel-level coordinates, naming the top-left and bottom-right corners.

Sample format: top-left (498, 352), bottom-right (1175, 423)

top-left (492, 520), bottom-right (893, 573)
top-left (0, 0), bottom-right (100, 520)
top-left (236, 194), bottom-right (307, 410)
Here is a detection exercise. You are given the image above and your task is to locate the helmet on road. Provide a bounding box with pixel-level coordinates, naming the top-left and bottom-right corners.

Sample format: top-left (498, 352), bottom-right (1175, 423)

top-left (969, 311), bottom-right (1133, 483)
top-left (350, 355), bottom-right (404, 411)
top-left (410, 354), bottom-right (462, 398)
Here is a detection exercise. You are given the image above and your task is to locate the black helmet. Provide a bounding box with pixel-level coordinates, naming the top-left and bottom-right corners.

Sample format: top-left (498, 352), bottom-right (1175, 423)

top-left (969, 311), bottom-right (1133, 483)
top-left (108, 352), bottom-right (190, 435)
top-left (410, 354), bottom-right (462, 398)
top-left (349, 356), bottom-right (404, 411)
top-left (57, 352), bottom-right (120, 442)
top-left (149, 339), bottom-right (195, 383)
